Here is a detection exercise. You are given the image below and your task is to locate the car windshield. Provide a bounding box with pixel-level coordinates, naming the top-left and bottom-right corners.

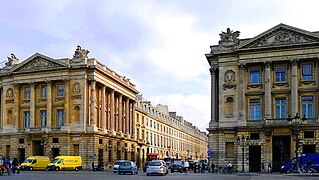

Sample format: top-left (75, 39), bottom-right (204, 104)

top-left (51, 159), bottom-right (59, 163)
top-left (24, 159), bottom-right (33, 163)
top-left (114, 161), bottom-right (121, 165)
top-left (120, 162), bottom-right (131, 166)
top-left (149, 162), bottom-right (162, 166)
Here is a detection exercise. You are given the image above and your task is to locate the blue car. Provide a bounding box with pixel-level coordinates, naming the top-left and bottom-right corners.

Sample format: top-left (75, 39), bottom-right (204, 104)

top-left (118, 161), bottom-right (138, 175)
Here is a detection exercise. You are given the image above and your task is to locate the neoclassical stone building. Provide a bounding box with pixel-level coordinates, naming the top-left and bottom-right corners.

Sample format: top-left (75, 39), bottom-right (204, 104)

top-left (0, 46), bottom-right (139, 169)
top-left (0, 45), bottom-right (207, 170)
top-left (135, 99), bottom-right (207, 163)
top-left (206, 24), bottom-right (319, 172)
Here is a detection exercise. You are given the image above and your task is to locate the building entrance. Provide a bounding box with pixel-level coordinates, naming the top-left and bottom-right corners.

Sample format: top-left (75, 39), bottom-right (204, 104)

top-left (32, 141), bottom-right (44, 156)
top-left (303, 145), bottom-right (316, 153)
top-left (249, 145), bottom-right (261, 172)
top-left (18, 148), bottom-right (26, 163)
top-left (51, 148), bottom-right (59, 158)
top-left (272, 136), bottom-right (290, 172)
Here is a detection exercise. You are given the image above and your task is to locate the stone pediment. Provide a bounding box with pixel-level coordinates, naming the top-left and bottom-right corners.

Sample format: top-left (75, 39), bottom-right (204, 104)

top-left (11, 53), bottom-right (68, 73)
top-left (238, 23), bottom-right (319, 49)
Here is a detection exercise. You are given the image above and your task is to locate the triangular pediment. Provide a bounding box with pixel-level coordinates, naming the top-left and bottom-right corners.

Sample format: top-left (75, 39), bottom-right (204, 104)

top-left (238, 23), bottom-right (319, 49)
top-left (11, 53), bottom-right (68, 73)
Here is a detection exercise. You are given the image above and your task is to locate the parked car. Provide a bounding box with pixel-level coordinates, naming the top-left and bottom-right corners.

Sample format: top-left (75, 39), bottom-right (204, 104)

top-left (46, 156), bottom-right (82, 171)
top-left (153, 160), bottom-right (169, 174)
top-left (113, 160), bottom-right (125, 173)
top-left (118, 161), bottom-right (138, 175)
top-left (146, 160), bottom-right (168, 176)
top-left (281, 153), bottom-right (319, 173)
top-left (170, 163), bottom-right (183, 173)
top-left (143, 161), bottom-right (151, 173)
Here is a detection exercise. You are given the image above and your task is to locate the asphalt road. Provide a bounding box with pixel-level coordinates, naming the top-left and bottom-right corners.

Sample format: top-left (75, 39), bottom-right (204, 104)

top-left (2, 170), bottom-right (319, 180)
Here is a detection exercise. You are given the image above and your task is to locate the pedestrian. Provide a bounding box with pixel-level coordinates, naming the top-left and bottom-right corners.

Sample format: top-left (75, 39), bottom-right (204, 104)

top-left (260, 163), bottom-right (265, 173)
top-left (12, 156), bottom-right (19, 173)
top-left (183, 160), bottom-right (189, 174)
top-left (267, 163), bottom-right (272, 173)
top-left (211, 162), bottom-right (215, 173)
top-left (92, 161), bottom-right (95, 171)
top-left (226, 161), bottom-right (232, 174)
top-left (3, 156), bottom-right (11, 175)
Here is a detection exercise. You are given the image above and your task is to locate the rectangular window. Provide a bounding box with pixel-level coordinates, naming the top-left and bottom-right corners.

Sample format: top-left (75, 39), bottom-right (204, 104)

top-left (225, 142), bottom-right (234, 158)
top-left (24, 111), bottom-right (30, 128)
top-left (40, 110), bottom-right (47, 128)
top-left (249, 67), bottom-right (261, 84)
top-left (302, 96), bottom-right (314, 118)
top-left (304, 131), bottom-right (315, 139)
top-left (275, 97), bottom-right (287, 119)
top-left (57, 84), bottom-right (64, 97)
top-left (302, 64), bottom-right (313, 80)
top-left (250, 133), bottom-right (260, 140)
top-left (25, 87), bottom-right (31, 99)
top-left (249, 99), bottom-right (261, 120)
top-left (41, 85), bottom-right (47, 98)
top-left (57, 109), bottom-right (64, 127)
top-left (275, 65), bottom-right (286, 82)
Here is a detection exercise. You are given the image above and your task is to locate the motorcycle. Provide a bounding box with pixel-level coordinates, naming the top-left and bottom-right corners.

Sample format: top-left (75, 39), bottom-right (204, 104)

top-left (0, 165), bottom-right (8, 175)
top-left (13, 164), bottom-right (21, 174)
top-left (93, 163), bottom-right (105, 172)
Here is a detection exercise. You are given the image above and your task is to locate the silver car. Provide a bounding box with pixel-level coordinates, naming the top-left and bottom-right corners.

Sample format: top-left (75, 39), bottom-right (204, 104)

top-left (146, 160), bottom-right (168, 176)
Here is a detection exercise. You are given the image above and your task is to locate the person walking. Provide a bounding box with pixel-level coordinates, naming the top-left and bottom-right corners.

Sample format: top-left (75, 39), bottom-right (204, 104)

top-left (183, 160), bottom-right (189, 174)
top-left (211, 162), bottom-right (215, 173)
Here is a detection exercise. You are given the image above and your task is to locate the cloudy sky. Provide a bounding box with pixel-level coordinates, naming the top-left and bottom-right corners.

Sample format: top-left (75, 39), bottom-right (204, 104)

top-left (1, 0), bottom-right (319, 131)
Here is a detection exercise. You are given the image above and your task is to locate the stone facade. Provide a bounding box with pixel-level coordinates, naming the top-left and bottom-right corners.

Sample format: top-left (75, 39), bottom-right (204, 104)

top-left (136, 99), bottom-right (207, 162)
top-left (206, 24), bottom-right (319, 172)
top-left (0, 45), bottom-right (208, 170)
top-left (0, 46), bottom-right (139, 170)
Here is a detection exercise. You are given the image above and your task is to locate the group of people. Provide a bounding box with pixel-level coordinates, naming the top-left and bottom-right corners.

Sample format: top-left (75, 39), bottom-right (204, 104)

top-left (210, 161), bottom-right (272, 174)
top-left (0, 156), bottom-right (19, 175)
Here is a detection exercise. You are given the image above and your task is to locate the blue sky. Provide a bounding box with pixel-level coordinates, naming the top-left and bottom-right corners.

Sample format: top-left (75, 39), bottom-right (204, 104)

top-left (1, 0), bottom-right (319, 131)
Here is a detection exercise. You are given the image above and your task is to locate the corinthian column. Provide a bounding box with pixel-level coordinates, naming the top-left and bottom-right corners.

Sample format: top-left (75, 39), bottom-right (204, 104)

top-left (30, 83), bottom-right (35, 127)
top-left (291, 59), bottom-right (299, 116)
top-left (209, 66), bottom-right (218, 127)
top-left (46, 81), bottom-right (52, 128)
top-left (126, 99), bottom-right (130, 135)
top-left (101, 86), bottom-right (106, 130)
top-left (264, 62), bottom-right (272, 119)
top-left (238, 63), bottom-right (246, 126)
top-left (110, 90), bottom-right (115, 131)
top-left (90, 80), bottom-right (96, 127)
top-left (119, 94), bottom-right (123, 132)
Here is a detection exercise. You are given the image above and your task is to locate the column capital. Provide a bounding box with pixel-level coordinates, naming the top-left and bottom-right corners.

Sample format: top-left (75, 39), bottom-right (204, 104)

top-left (209, 66), bottom-right (218, 75)
top-left (238, 63), bottom-right (246, 70)
top-left (290, 59), bottom-right (299, 66)
top-left (264, 61), bottom-right (271, 68)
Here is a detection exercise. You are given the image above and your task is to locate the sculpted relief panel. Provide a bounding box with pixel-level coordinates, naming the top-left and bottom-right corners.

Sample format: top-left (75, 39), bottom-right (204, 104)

top-left (223, 70), bottom-right (237, 90)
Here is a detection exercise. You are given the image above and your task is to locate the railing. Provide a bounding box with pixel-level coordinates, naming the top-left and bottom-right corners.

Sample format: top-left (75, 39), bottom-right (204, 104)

top-left (246, 118), bottom-right (319, 127)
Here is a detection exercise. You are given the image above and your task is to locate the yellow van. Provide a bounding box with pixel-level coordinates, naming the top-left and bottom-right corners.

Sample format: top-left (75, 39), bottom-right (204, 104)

top-left (46, 156), bottom-right (82, 171)
top-left (21, 156), bottom-right (50, 171)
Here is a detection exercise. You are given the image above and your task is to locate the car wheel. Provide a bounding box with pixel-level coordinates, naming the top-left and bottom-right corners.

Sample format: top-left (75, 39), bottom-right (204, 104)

top-left (101, 168), bottom-right (104, 172)
top-left (147, 173), bottom-right (150, 176)
top-left (55, 167), bottom-right (59, 171)
top-left (75, 167), bottom-right (79, 171)
top-left (30, 167), bottom-right (33, 171)
top-left (287, 169), bottom-right (292, 174)
top-left (118, 171), bottom-right (121, 175)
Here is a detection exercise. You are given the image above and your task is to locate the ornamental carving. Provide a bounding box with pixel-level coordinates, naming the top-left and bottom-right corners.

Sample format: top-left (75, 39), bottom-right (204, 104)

top-left (6, 88), bottom-right (13, 98)
top-left (6, 54), bottom-right (19, 67)
top-left (18, 58), bottom-right (60, 71)
top-left (73, 45), bottom-right (89, 59)
top-left (223, 70), bottom-right (236, 90)
top-left (72, 82), bottom-right (81, 94)
top-left (253, 30), bottom-right (312, 48)
top-left (219, 28), bottom-right (240, 47)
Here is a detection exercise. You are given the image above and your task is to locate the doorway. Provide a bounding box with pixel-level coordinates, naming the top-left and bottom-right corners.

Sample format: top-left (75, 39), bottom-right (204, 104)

top-left (98, 149), bottom-right (103, 164)
top-left (249, 145), bottom-right (261, 172)
top-left (272, 136), bottom-right (291, 172)
top-left (303, 145), bottom-right (316, 153)
top-left (18, 148), bottom-right (26, 163)
top-left (51, 148), bottom-right (59, 159)
top-left (32, 141), bottom-right (43, 156)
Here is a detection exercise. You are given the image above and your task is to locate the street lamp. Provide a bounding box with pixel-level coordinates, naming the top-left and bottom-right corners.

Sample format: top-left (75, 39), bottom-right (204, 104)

top-left (237, 135), bottom-right (250, 172)
top-left (287, 113), bottom-right (307, 173)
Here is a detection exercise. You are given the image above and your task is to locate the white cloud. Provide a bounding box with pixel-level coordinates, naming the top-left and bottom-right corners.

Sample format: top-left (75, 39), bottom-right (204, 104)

top-left (149, 93), bottom-right (210, 132)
